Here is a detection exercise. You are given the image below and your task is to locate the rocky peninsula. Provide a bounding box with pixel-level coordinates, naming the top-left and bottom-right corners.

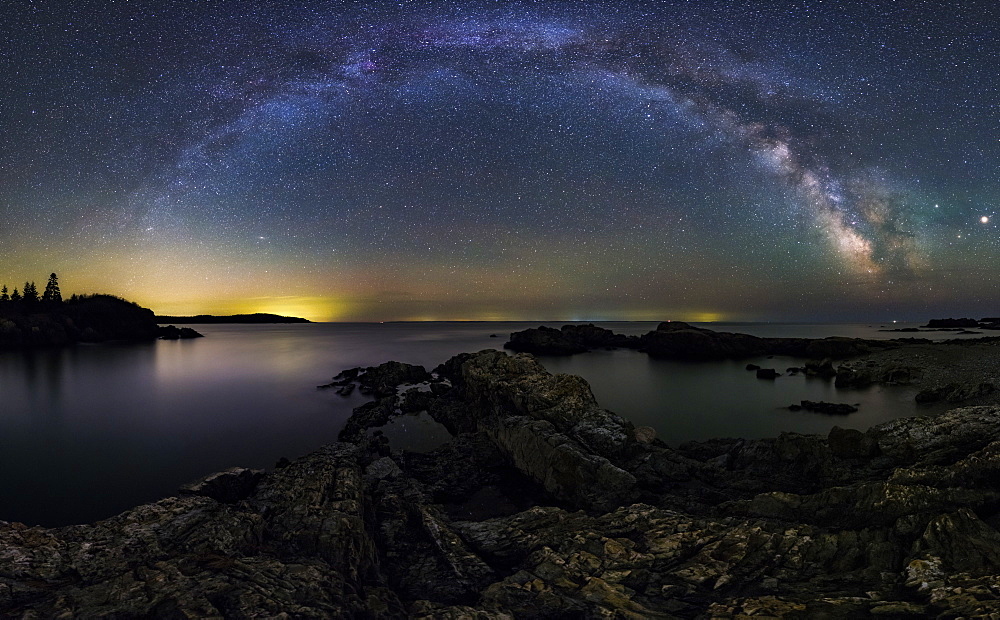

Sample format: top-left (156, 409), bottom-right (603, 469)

top-left (0, 294), bottom-right (202, 348)
top-left (3, 343), bottom-right (1000, 617)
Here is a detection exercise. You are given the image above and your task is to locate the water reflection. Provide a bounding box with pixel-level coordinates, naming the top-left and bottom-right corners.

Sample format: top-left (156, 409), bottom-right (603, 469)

top-left (540, 348), bottom-right (950, 444)
top-left (0, 321), bottom-right (961, 526)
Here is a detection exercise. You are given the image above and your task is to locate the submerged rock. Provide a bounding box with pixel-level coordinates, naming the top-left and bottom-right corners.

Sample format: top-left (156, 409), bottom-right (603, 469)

top-left (788, 400), bottom-right (859, 414)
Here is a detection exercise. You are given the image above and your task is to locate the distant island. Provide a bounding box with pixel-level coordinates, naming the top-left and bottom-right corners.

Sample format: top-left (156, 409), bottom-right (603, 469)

top-left (155, 313), bottom-right (311, 324)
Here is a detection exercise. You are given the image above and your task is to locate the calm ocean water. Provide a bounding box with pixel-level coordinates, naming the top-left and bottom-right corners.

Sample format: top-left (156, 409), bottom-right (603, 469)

top-left (0, 321), bottom-right (962, 526)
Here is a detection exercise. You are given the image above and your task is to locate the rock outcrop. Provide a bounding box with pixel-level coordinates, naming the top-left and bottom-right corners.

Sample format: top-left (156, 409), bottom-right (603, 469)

top-left (157, 325), bottom-right (204, 339)
top-left (504, 323), bottom-right (640, 355)
top-left (4, 350), bottom-right (1000, 617)
top-left (505, 321), bottom-right (900, 360)
top-left (319, 361), bottom-right (434, 397)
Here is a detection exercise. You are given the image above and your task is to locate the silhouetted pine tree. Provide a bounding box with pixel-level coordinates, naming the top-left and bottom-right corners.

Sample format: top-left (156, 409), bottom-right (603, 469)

top-left (10, 288), bottom-right (22, 302)
top-left (42, 273), bottom-right (62, 303)
top-left (0, 285), bottom-right (7, 302)
top-left (22, 282), bottom-right (38, 304)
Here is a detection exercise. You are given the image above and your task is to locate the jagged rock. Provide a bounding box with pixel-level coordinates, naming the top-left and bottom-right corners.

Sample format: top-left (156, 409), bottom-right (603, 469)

top-left (178, 467), bottom-right (264, 503)
top-left (320, 361), bottom-right (432, 396)
top-left (0, 445), bottom-right (401, 617)
top-left (836, 362), bottom-right (919, 388)
top-left (756, 368), bottom-right (780, 379)
top-left (916, 381), bottom-right (995, 403)
top-left (365, 456), bottom-right (403, 480)
top-left (339, 397), bottom-right (397, 442)
top-left (486, 415), bottom-right (638, 511)
top-left (7, 351), bottom-right (1000, 617)
top-left (827, 426), bottom-right (879, 458)
top-left (835, 365), bottom-right (874, 388)
top-left (358, 361), bottom-right (432, 396)
top-left (745, 363), bottom-right (761, 371)
top-left (336, 383), bottom-right (355, 396)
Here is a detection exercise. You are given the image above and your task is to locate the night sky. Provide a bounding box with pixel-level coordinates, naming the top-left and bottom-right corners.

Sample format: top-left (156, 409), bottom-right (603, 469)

top-left (2, 1), bottom-right (997, 322)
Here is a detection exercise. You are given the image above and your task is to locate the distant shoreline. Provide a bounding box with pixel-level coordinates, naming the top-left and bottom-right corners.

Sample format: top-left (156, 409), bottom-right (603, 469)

top-left (154, 313), bottom-right (311, 324)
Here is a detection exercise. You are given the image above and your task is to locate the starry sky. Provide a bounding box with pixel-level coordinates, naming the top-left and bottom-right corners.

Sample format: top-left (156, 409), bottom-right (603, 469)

top-left (1, 0), bottom-right (997, 322)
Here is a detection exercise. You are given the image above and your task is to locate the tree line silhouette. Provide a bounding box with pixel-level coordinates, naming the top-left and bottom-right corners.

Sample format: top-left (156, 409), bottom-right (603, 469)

top-left (0, 273), bottom-right (62, 306)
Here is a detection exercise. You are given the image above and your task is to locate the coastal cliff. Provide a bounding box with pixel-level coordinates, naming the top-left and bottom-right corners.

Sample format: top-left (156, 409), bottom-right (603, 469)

top-left (3, 350), bottom-right (1000, 616)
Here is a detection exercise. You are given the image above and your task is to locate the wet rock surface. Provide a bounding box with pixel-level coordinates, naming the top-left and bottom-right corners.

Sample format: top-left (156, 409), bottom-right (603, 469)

top-left (5, 350), bottom-right (1000, 617)
top-left (319, 360), bottom-right (435, 397)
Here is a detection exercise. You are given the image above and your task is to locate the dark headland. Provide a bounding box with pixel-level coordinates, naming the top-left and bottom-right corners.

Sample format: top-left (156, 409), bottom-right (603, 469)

top-left (0, 293), bottom-right (203, 348)
top-left (3, 321), bottom-right (1000, 616)
top-left (155, 313), bottom-right (311, 324)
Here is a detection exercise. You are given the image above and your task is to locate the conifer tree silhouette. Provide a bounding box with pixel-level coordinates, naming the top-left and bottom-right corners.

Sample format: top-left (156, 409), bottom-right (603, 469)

top-left (22, 282), bottom-right (38, 303)
top-left (10, 288), bottom-right (22, 302)
top-left (0, 285), bottom-right (7, 302)
top-left (42, 273), bottom-right (62, 303)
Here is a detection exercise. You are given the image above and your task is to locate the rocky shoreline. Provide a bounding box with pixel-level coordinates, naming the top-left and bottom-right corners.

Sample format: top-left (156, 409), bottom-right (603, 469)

top-left (503, 321), bottom-right (891, 360)
top-left (507, 321), bottom-right (1000, 408)
top-left (4, 344), bottom-right (1000, 617)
